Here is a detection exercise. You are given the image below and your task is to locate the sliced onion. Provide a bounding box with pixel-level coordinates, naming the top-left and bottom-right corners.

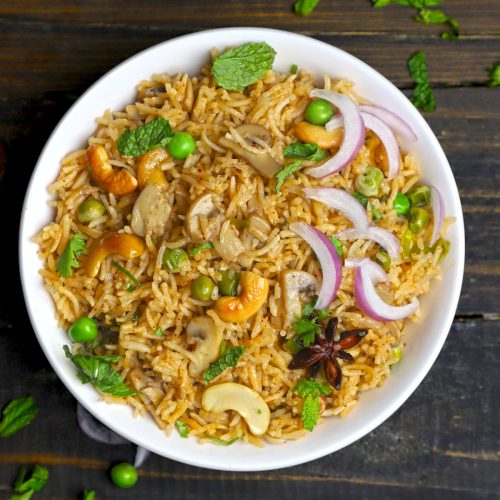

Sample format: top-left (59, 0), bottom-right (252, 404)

top-left (307, 89), bottom-right (365, 178)
top-left (430, 186), bottom-right (445, 245)
top-left (345, 258), bottom-right (387, 282)
top-left (76, 403), bottom-right (129, 445)
top-left (289, 222), bottom-right (342, 309)
top-left (324, 114), bottom-right (343, 130)
top-left (303, 187), bottom-right (369, 230)
top-left (336, 226), bottom-right (401, 261)
top-left (134, 446), bottom-right (151, 468)
top-left (361, 111), bottom-right (401, 179)
top-left (359, 105), bottom-right (418, 143)
top-left (349, 258), bottom-right (419, 321)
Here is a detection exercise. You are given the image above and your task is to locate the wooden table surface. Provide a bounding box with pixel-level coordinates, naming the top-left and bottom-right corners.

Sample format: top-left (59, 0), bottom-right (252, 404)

top-left (1, 1), bottom-right (499, 498)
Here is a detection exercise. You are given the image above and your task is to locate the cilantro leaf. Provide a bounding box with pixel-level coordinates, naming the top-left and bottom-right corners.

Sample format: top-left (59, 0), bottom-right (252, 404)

top-left (189, 242), bottom-right (214, 255)
top-left (82, 489), bottom-right (95, 500)
top-left (294, 379), bottom-right (332, 431)
top-left (204, 434), bottom-right (243, 446)
top-left (283, 142), bottom-right (328, 162)
top-left (11, 465), bottom-right (48, 499)
top-left (63, 345), bottom-right (136, 397)
top-left (0, 396), bottom-right (39, 438)
top-left (292, 319), bottom-right (320, 347)
top-left (117, 117), bottom-right (174, 157)
top-left (203, 346), bottom-right (244, 383)
top-left (294, 0), bottom-right (320, 16)
top-left (275, 160), bottom-right (304, 193)
top-left (175, 420), bottom-right (189, 438)
top-left (211, 42), bottom-right (276, 91)
top-left (408, 51), bottom-right (436, 112)
top-left (488, 64), bottom-right (500, 88)
top-left (415, 8), bottom-right (460, 39)
top-left (56, 233), bottom-right (86, 278)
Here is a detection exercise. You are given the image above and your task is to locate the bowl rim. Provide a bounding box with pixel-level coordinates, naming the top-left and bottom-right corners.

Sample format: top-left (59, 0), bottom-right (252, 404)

top-left (18, 26), bottom-right (465, 471)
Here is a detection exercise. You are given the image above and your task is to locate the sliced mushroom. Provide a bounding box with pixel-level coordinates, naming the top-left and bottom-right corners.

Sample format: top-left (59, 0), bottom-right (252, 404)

top-left (185, 192), bottom-right (225, 244)
top-left (212, 223), bottom-right (245, 263)
top-left (202, 382), bottom-right (270, 436)
top-left (131, 184), bottom-right (172, 237)
top-left (219, 124), bottom-right (281, 178)
top-left (248, 214), bottom-right (272, 243)
top-left (186, 316), bottom-right (223, 378)
top-left (280, 270), bottom-right (319, 322)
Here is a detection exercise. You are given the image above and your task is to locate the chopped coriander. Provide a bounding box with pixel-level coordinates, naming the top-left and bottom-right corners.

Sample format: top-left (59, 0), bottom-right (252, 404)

top-left (283, 142), bottom-right (328, 162)
top-left (189, 242), bottom-right (214, 255)
top-left (203, 346), bottom-right (244, 383)
top-left (328, 236), bottom-right (343, 256)
top-left (488, 64), bottom-right (500, 87)
top-left (11, 465), bottom-right (48, 499)
top-left (292, 318), bottom-right (321, 347)
top-left (274, 160), bottom-right (304, 193)
top-left (353, 191), bottom-right (368, 208)
top-left (0, 396), bottom-right (39, 438)
top-left (154, 327), bottom-right (163, 337)
top-left (112, 262), bottom-right (141, 291)
top-left (294, 0), bottom-right (320, 15)
top-left (56, 233), bottom-right (86, 278)
top-left (211, 42), bottom-right (276, 91)
top-left (408, 51), bottom-right (436, 112)
top-left (290, 64), bottom-right (298, 74)
top-left (117, 117), bottom-right (174, 157)
top-left (294, 379), bottom-right (331, 431)
top-left (204, 433), bottom-right (243, 446)
top-left (175, 420), bottom-right (189, 438)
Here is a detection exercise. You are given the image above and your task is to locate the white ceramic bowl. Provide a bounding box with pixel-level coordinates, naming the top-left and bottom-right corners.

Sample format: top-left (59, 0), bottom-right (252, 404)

top-left (19, 27), bottom-right (464, 471)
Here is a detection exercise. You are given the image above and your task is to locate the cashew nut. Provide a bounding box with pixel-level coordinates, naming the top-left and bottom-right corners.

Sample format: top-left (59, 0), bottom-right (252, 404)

top-left (131, 184), bottom-right (172, 237)
top-left (219, 124), bottom-right (281, 178)
top-left (185, 192), bottom-right (225, 244)
top-left (202, 382), bottom-right (270, 436)
top-left (186, 316), bottom-right (223, 377)
top-left (214, 271), bottom-right (269, 323)
top-left (280, 270), bottom-right (319, 322)
top-left (87, 145), bottom-right (137, 196)
top-left (136, 148), bottom-right (169, 190)
top-left (86, 233), bottom-right (145, 277)
top-left (295, 121), bottom-right (342, 150)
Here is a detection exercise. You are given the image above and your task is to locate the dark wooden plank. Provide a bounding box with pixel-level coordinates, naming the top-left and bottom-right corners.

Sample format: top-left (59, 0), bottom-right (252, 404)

top-left (1, 0), bottom-right (499, 36)
top-left (0, 319), bottom-right (498, 499)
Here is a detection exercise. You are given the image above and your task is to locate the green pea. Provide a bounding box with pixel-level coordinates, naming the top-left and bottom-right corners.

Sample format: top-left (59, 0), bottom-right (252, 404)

top-left (393, 193), bottom-right (410, 216)
top-left (375, 251), bottom-right (391, 271)
top-left (77, 197), bottom-right (106, 223)
top-left (355, 167), bottom-right (384, 197)
top-left (401, 228), bottom-right (415, 258)
top-left (167, 132), bottom-right (196, 159)
top-left (390, 346), bottom-right (403, 366)
top-left (110, 463), bottom-right (138, 489)
top-left (407, 185), bottom-right (431, 207)
top-left (305, 99), bottom-right (335, 126)
top-left (409, 207), bottom-right (430, 234)
top-left (68, 317), bottom-right (98, 343)
top-left (162, 248), bottom-right (188, 273)
top-left (219, 269), bottom-right (240, 296)
top-left (191, 275), bottom-right (215, 301)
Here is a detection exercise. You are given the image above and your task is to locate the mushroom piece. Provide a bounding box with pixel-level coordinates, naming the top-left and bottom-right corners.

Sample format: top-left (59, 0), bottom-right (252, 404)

top-left (280, 270), bottom-right (319, 322)
top-left (212, 223), bottom-right (246, 263)
top-left (202, 382), bottom-right (270, 436)
top-left (248, 214), bottom-right (272, 243)
top-left (186, 316), bottom-right (223, 378)
top-left (219, 124), bottom-right (281, 178)
top-left (131, 184), bottom-right (172, 237)
top-left (185, 192), bottom-right (225, 244)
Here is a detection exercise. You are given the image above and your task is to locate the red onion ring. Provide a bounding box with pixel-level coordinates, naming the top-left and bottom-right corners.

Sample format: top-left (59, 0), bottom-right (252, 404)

top-left (348, 258), bottom-right (419, 321)
top-left (361, 111), bottom-right (401, 179)
top-left (430, 186), bottom-right (445, 245)
top-left (359, 105), bottom-right (418, 143)
top-left (345, 258), bottom-right (387, 281)
top-left (289, 221), bottom-right (342, 309)
top-left (76, 403), bottom-right (129, 445)
top-left (303, 187), bottom-right (369, 230)
top-left (336, 226), bottom-right (401, 261)
top-left (306, 89), bottom-right (365, 178)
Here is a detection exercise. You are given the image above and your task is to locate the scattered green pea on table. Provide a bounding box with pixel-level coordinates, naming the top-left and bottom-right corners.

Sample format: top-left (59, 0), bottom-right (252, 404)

top-left (110, 463), bottom-right (138, 489)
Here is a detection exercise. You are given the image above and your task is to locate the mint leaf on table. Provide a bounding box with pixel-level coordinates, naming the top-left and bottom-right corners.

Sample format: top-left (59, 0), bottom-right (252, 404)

top-left (408, 51), bottom-right (436, 112)
top-left (10, 465), bottom-right (48, 500)
top-left (175, 420), bottom-right (189, 438)
top-left (82, 490), bottom-right (95, 500)
top-left (117, 117), bottom-right (174, 156)
top-left (274, 160), bottom-right (304, 193)
top-left (63, 345), bottom-right (137, 397)
top-left (283, 142), bottom-right (328, 162)
top-left (293, 0), bottom-right (320, 16)
top-left (293, 379), bottom-right (332, 431)
top-left (56, 233), bottom-right (86, 278)
top-left (415, 8), bottom-right (460, 39)
top-left (372, 0), bottom-right (442, 7)
top-left (211, 42), bottom-right (276, 91)
top-left (487, 64), bottom-right (500, 87)
top-left (0, 396), bottom-right (39, 438)
top-left (203, 346), bottom-right (244, 383)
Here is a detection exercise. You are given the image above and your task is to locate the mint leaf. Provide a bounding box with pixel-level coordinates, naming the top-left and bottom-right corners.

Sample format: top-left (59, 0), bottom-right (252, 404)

top-left (408, 51), bottom-right (436, 112)
top-left (294, 0), bottom-right (320, 16)
top-left (56, 233), bottom-right (86, 278)
top-left (372, 0), bottom-right (442, 7)
top-left (416, 8), bottom-right (460, 39)
top-left (82, 490), bottom-right (95, 500)
top-left (0, 397), bottom-right (39, 438)
top-left (117, 117), bottom-right (174, 157)
top-left (189, 242), bottom-right (214, 255)
top-left (175, 420), bottom-right (189, 438)
top-left (283, 142), bottom-right (327, 162)
top-left (12, 465), bottom-right (48, 497)
top-left (203, 346), bottom-right (244, 383)
top-left (294, 378), bottom-right (332, 398)
top-left (211, 42), bottom-right (276, 91)
top-left (274, 160), bottom-right (303, 193)
top-left (488, 64), bottom-right (500, 87)
top-left (63, 345), bottom-right (136, 397)
top-left (294, 379), bottom-right (331, 431)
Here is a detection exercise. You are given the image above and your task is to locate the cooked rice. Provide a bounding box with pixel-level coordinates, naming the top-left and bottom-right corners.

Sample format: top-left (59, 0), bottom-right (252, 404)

top-left (35, 57), bottom-right (444, 445)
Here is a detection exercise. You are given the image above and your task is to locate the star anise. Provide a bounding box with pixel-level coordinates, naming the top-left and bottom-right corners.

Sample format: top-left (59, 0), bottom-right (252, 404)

top-left (289, 317), bottom-right (367, 390)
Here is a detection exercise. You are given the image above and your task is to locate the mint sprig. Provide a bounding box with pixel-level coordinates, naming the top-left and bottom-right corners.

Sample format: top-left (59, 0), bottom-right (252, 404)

top-left (283, 142), bottom-right (328, 162)
top-left (293, 0), bottom-right (320, 16)
top-left (294, 379), bottom-right (331, 431)
top-left (10, 465), bottom-right (48, 499)
top-left (203, 346), bottom-right (244, 383)
top-left (0, 396), bottom-right (39, 438)
top-left (408, 51), bottom-right (436, 112)
top-left (117, 117), bottom-right (174, 157)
